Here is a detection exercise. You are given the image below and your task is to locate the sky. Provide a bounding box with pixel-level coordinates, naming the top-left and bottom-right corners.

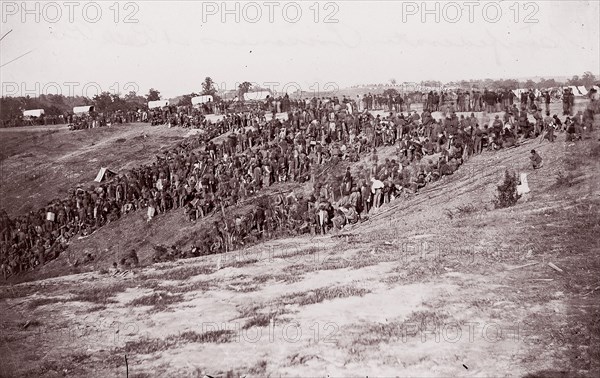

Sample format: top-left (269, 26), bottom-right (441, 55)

top-left (1, 1), bottom-right (599, 98)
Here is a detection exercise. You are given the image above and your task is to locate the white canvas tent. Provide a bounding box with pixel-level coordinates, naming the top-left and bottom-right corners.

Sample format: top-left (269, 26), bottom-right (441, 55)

top-left (512, 88), bottom-right (541, 98)
top-left (512, 89), bottom-right (525, 98)
top-left (191, 95), bottom-right (213, 105)
top-left (94, 167), bottom-right (117, 182)
top-left (148, 100), bottom-right (169, 109)
top-left (576, 86), bottom-right (588, 96)
top-left (244, 91), bottom-right (272, 102)
top-left (23, 109), bottom-right (44, 117)
top-left (563, 86), bottom-right (587, 97)
top-left (73, 105), bottom-right (94, 114)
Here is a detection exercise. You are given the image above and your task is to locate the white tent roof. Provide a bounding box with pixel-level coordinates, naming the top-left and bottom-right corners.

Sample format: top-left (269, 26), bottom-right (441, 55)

top-left (94, 167), bottom-right (117, 182)
top-left (512, 89), bottom-right (525, 97)
top-left (576, 86), bottom-right (588, 96)
top-left (148, 100), bottom-right (169, 109)
top-left (191, 95), bottom-right (213, 105)
top-left (563, 86), bottom-right (587, 97)
top-left (512, 88), bottom-right (541, 97)
top-left (244, 91), bottom-right (272, 102)
top-left (23, 109), bottom-right (44, 117)
top-left (73, 105), bottom-right (94, 114)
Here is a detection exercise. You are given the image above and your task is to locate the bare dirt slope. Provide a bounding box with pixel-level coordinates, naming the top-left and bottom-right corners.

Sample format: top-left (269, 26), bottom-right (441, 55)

top-left (1, 115), bottom-right (599, 377)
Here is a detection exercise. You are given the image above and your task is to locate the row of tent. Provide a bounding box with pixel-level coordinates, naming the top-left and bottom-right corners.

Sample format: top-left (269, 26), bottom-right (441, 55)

top-left (148, 95), bottom-right (215, 109)
top-left (22, 106), bottom-right (95, 118)
top-left (21, 91), bottom-right (274, 117)
top-left (147, 92), bottom-right (273, 108)
top-left (21, 97), bottom-right (217, 117)
top-left (21, 86), bottom-right (599, 117)
top-left (146, 91), bottom-right (274, 109)
top-left (512, 86), bottom-right (589, 98)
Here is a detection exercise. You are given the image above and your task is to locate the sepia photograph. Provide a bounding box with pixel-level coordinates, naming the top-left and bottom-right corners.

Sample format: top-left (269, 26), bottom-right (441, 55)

top-left (1, 1), bottom-right (599, 377)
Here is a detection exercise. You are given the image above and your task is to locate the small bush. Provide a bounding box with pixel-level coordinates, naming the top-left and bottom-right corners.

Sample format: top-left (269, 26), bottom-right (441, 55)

top-left (248, 360), bottom-right (268, 375)
top-left (230, 258), bottom-right (259, 268)
top-left (19, 319), bottom-right (42, 329)
top-left (280, 285), bottom-right (370, 306)
top-left (554, 171), bottom-right (577, 188)
top-left (493, 170), bottom-right (521, 209)
top-left (564, 155), bottom-right (584, 171)
top-left (455, 203), bottom-right (478, 216)
top-left (143, 264), bottom-right (214, 281)
top-left (28, 297), bottom-right (65, 309)
top-left (445, 204), bottom-right (478, 219)
top-left (128, 291), bottom-right (184, 311)
top-left (71, 284), bottom-right (130, 304)
top-left (242, 314), bottom-right (272, 329)
top-left (443, 209), bottom-right (454, 219)
top-left (123, 337), bottom-right (172, 354)
top-left (169, 329), bottom-right (235, 344)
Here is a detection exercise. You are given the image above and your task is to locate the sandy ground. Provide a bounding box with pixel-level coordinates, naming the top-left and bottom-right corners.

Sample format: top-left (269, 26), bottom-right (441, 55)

top-left (1, 102), bottom-right (599, 377)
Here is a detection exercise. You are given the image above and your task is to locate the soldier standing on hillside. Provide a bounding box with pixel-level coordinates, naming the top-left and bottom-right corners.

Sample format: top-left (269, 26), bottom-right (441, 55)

top-left (563, 88), bottom-right (571, 115)
top-left (544, 91), bottom-right (551, 113)
top-left (542, 111), bottom-right (555, 143)
top-left (568, 89), bottom-right (575, 115)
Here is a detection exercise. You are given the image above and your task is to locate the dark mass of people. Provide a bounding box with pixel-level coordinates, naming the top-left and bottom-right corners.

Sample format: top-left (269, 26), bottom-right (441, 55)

top-left (1, 91), bottom-right (597, 279)
top-left (67, 110), bottom-right (144, 130)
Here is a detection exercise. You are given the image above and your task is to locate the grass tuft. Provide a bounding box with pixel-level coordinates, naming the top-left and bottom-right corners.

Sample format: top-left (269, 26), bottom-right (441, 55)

top-left (280, 285), bottom-right (370, 306)
top-left (128, 291), bottom-right (184, 311)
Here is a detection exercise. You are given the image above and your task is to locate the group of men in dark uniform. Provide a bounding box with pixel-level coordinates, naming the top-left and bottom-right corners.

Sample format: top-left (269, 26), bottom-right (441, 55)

top-left (1, 88), bottom-right (596, 277)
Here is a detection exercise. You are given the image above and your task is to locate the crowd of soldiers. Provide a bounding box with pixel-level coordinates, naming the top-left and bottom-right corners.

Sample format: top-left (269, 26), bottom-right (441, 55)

top-left (146, 95), bottom-right (350, 127)
top-left (0, 110), bottom-right (145, 129)
top-left (152, 100), bottom-right (594, 260)
top-left (1, 114), bottom-right (67, 127)
top-left (147, 106), bottom-right (219, 127)
top-left (422, 88), bottom-right (565, 115)
top-left (0, 115), bottom-right (230, 277)
top-left (68, 110), bottom-right (145, 130)
top-left (1, 90), bottom-right (596, 277)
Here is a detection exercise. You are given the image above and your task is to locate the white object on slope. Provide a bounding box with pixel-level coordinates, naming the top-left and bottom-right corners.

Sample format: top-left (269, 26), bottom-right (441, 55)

top-left (517, 173), bottom-right (530, 195)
